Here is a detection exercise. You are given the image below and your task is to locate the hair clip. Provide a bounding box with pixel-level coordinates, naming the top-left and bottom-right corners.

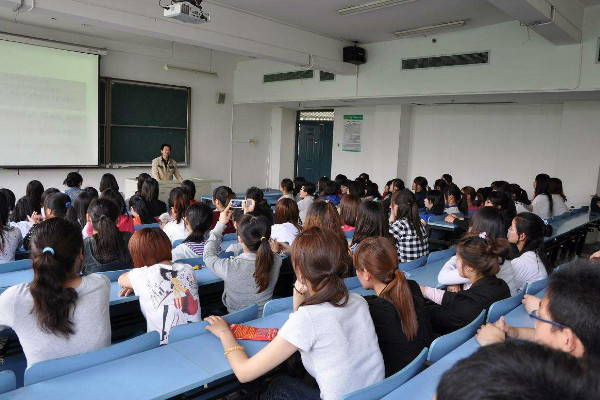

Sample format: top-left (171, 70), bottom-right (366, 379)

top-left (260, 236), bottom-right (266, 242)
top-left (479, 232), bottom-right (487, 239)
top-left (43, 247), bottom-right (55, 255)
top-left (544, 219), bottom-right (549, 225)
top-left (65, 202), bottom-right (71, 208)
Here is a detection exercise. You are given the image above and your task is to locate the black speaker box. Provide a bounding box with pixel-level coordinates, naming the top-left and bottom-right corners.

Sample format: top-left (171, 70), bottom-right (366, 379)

top-left (343, 46), bottom-right (366, 65)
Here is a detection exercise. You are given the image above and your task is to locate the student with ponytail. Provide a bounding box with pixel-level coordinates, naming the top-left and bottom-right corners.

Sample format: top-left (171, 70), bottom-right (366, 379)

top-left (162, 188), bottom-right (189, 243)
top-left (389, 189), bottom-right (429, 262)
top-left (66, 190), bottom-right (96, 231)
top-left (140, 178), bottom-right (167, 218)
top-left (531, 173), bottom-right (553, 220)
top-left (204, 227), bottom-right (385, 400)
top-left (23, 193), bottom-right (73, 250)
top-left (204, 204), bottom-right (281, 316)
top-left (100, 188), bottom-right (134, 234)
top-left (25, 180), bottom-right (44, 213)
top-left (412, 176), bottom-right (429, 209)
top-left (354, 237), bottom-right (432, 376)
top-left (421, 233), bottom-right (511, 335)
top-left (128, 195), bottom-right (157, 225)
top-left (0, 218), bottom-right (110, 366)
top-left (420, 190), bottom-right (445, 224)
top-left (444, 184), bottom-right (462, 214)
top-left (171, 202), bottom-right (214, 260)
top-left (508, 212), bottom-right (553, 292)
top-left (350, 201), bottom-right (390, 252)
top-left (83, 199), bottom-right (133, 274)
top-left (509, 183), bottom-right (531, 214)
top-left (0, 193), bottom-right (21, 264)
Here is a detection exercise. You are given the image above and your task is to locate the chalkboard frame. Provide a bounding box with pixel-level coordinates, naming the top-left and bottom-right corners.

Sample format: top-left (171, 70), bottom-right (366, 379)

top-left (103, 77), bottom-right (191, 167)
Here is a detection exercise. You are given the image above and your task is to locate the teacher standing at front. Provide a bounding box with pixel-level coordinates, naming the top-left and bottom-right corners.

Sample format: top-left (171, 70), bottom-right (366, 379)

top-left (152, 143), bottom-right (183, 183)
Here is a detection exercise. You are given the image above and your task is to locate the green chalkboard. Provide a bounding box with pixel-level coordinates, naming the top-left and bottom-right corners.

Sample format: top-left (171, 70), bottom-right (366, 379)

top-left (104, 79), bottom-right (190, 165)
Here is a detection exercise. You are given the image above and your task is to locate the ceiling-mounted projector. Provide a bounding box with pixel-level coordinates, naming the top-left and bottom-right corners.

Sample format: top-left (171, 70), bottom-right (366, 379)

top-left (164, 1), bottom-right (210, 24)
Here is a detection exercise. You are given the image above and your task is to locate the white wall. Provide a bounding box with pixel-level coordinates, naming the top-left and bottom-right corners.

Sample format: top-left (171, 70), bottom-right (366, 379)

top-left (0, 24), bottom-right (243, 198)
top-left (406, 102), bottom-right (600, 207)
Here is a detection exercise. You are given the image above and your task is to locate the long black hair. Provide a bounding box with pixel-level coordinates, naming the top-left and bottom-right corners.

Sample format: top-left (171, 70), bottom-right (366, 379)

top-left (391, 189), bottom-right (425, 243)
top-left (426, 190), bottom-right (445, 215)
top-left (509, 183), bottom-right (531, 206)
top-left (26, 180), bottom-right (44, 211)
top-left (141, 178), bottom-right (160, 203)
top-left (30, 218), bottom-right (83, 336)
top-left (128, 195), bottom-right (155, 225)
top-left (351, 201), bottom-right (390, 246)
top-left (44, 193), bottom-right (72, 218)
top-left (365, 182), bottom-right (382, 200)
top-left (67, 190), bottom-right (97, 228)
top-left (246, 187), bottom-right (274, 225)
top-left (534, 173), bottom-right (553, 215)
top-left (0, 193), bottom-right (10, 251)
top-left (168, 188), bottom-right (189, 223)
top-left (180, 180), bottom-right (196, 201)
top-left (183, 202), bottom-right (213, 243)
top-left (11, 196), bottom-right (35, 222)
top-left (136, 173), bottom-right (151, 194)
top-left (0, 189), bottom-right (15, 214)
top-left (237, 214), bottom-right (274, 293)
top-left (470, 207), bottom-right (507, 241)
top-left (99, 173), bottom-right (120, 193)
top-left (88, 199), bottom-right (130, 265)
top-left (512, 212), bottom-right (553, 273)
top-left (63, 172), bottom-right (83, 188)
top-left (101, 188), bottom-right (127, 216)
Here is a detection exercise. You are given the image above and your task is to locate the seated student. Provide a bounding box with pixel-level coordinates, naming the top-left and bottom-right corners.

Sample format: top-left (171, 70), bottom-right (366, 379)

top-left (210, 186), bottom-right (236, 234)
top-left (317, 176), bottom-right (330, 196)
top-left (204, 206), bottom-right (281, 316)
top-left (303, 200), bottom-right (348, 254)
top-left (411, 176), bottom-right (429, 209)
top-left (509, 183), bottom-right (531, 214)
top-left (338, 194), bottom-right (361, 232)
top-left (204, 227), bottom-right (385, 400)
top-left (10, 196), bottom-right (36, 238)
top-left (321, 180), bottom-right (342, 206)
top-left (382, 178), bottom-right (404, 211)
top-left (507, 212), bottom-right (552, 292)
top-left (484, 190), bottom-right (515, 234)
top-left (243, 187), bottom-right (275, 225)
top-left (346, 180), bottom-right (365, 198)
top-left (436, 341), bottom-right (597, 400)
top-left (354, 237), bottom-right (432, 377)
top-left (389, 190), bottom-right (429, 262)
top-left (83, 199), bottom-right (133, 273)
top-left (26, 180), bottom-right (44, 213)
top-left (292, 176), bottom-right (306, 202)
top-left (118, 228), bottom-right (200, 344)
top-left (438, 207), bottom-right (518, 295)
top-left (100, 188), bottom-right (135, 234)
top-left (99, 173), bottom-right (123, 199)
top-left (434, 178), bottom-right (447, 192)
top-left (531, 173), bottom-right (553, 220)
top-left (0, 189), bottom-right (16, 218)
top-left (279, 178), bottom-right (295, 201)
top-left (23, 193), bottom-right (72, 250)
top-left (63, 172), bottom-right (83, 203)
top-left (549, 177), bottom-right (569, 216)
top-left (171, 202), bottom-right (214, 261)
top-left (461, 186), bottom-right (481, 213)
top-left (421, 233), bottom-right (511, 335)
top-left (224, 209), bottom-right (245, 256)
top-left (442, 173), bottom-right (453, 186)
top-left (420, 189), bottom-right (445, 224)
top-left (128, 195), bottom-right (158, 225)
top-left (66, 190), bottom-right (94, 230)
top-left (476, 260), bottom-right (600, 361)
top-left (297, 182), bottom-right (315, 223)
top-left (135, 172), bottom-right (151, 196)
top-left (444, 184), bottom-right (462, 215)
top-left (271, 198), bottom-right (301, 246)
top-left (334, 173), bottom-right (348, 186)
top-left (364, 182), bottom-right (383, 202)
top-left (0, 218), bottom-right (110, 366)
top-left (162, 188), bottom-right (189, 243)
top-left (179, 179), bottom-right (197, 206)
top-left (140, 178), bottom-right (167, 218)
top-left (350, 201), bottom-right (390, 253)
top-left (0, 194), bottom-right (22, 264)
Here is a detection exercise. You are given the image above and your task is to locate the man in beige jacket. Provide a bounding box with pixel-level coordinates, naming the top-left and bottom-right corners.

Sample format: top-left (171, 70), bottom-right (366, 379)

top-left (151, 144), bottom-right (183, 183)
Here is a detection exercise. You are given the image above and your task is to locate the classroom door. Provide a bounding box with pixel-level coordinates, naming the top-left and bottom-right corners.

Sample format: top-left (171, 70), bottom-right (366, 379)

top-left (296, 120), bottom-right (333, 183)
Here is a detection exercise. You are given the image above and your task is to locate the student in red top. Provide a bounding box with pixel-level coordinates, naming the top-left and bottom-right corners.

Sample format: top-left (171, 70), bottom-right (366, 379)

top-left (100, 189), bottom-right (135, 234)
top-left (210, 186), bottom-right (236, 234)
top-left (181, 180), bottom-right (198, 206)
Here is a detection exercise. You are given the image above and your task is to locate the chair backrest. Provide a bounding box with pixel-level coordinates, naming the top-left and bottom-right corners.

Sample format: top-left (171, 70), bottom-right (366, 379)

top-left (427, 309), bottom-right (486, 363)
top-left (0, 371), bottom-right (16, 395)
top-left (96, 269), bottom-right (131, 282)
top-left (486, 290), bottom-right (525, 323)
top-left (134, 223), bottom-right (160, 231)
top-left (341, 347), bottom-right (428, 400)
top-left (398, 255), bottom-right (427, 272)
top-left (175, 257), bottom-right (205, 267)
top-left (344, 276), bottom-right (361, 290)
top-left (0, 259), bottom-right (32, 273)
top-left (25, 331), bottom-right (160, 386)
top-left (172, 238), bottom-right (184, 248)
top-left (262, 297), bottom-right (294, 317)
top-left (168, 304), bottom-right (259, 343)
top-left (223, 232), bottom-right (237, 241)
top-left (526, 277), bottom-right (549, 295)
top-left (427, 247), bottom-right (456, 264)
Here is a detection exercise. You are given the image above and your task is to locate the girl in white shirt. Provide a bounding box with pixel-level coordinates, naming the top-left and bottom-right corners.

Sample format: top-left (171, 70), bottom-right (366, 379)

top-left (549, 177), bottom-right (569, 216)
top-left (531, 174), bottom-right (554, 220)
top-left (271, 198), bottom-right (301, 246)
top-left (204, 227), bottom-right (385, 400)
top-left (0, 194), bottom-right (22, 264)
top-left (162, 188), bottom-right (189, 243)
top-left (508, 212), bottom-right (553, 292)
top-left (171, 202), bottom-right (214, 261)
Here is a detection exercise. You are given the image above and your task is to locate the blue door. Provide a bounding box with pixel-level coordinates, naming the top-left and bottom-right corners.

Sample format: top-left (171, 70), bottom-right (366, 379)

top-left (296, 120), bottom-right (333, 183)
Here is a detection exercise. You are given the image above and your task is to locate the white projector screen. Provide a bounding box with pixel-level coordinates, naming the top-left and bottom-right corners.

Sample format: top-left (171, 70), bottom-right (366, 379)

top-left (0, 40), bottom-right (99, 167)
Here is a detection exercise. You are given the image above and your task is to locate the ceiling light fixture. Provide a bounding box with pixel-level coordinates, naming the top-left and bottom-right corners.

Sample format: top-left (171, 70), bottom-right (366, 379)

top-left (394, 20), bottom-right (466, 37)
top-left (338, 0), bottom-right (418, 16)
top-left (163, 64), bottom-right (218, 77)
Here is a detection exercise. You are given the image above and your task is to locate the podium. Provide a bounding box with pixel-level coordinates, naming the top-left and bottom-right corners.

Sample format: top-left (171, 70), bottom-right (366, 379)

top-left (124, 177), bottom-right (223, 203)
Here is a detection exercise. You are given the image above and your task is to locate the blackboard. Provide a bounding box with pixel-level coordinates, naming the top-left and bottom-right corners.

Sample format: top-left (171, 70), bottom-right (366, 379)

top-left (102, 79), bottom-right (190, 165)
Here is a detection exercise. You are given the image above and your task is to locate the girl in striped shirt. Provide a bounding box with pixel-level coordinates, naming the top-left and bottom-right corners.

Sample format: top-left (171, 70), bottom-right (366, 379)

top-left (171, 202), bottom-right (216, 261)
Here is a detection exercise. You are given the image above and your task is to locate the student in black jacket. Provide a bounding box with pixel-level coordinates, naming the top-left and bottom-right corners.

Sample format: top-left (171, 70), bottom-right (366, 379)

top-left (354, 237), bottom-right (432, 377)
top-left (420, 232), bottom-right (511, 336)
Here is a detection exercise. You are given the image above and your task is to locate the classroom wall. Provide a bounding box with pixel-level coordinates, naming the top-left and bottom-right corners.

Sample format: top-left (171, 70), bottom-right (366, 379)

top-left (0, 23), bottom-right (245, 199)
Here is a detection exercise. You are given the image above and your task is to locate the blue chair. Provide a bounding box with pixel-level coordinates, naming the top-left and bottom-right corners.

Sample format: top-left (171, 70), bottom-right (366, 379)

top-left (345, 230), bottom-right (355, 240)
top-left (398, 255), bottom-right (427, 272)
top-left (175, 257), bottom-right (205, 267)
top-left (344, 276), bottom-right (361, 290)
top-left (96, 269), bottom-right (131, 282)
top-left (25, 331), bottom-right (160, 386)
top-left (168, 304), bottom-right (259, 343)
top-left (134, 223), bottom-right (160, 231)
top-left (263, 297), bottom-right (293, 317)
top-left (341, 347), bottom-right (428, 400)
top-left (223, 233), bottom-right (238, 241)
top-left (526, 277), bottom-right (549, 295)
top-left (172, 238), bottom-right (184, 248)
top-left (486, 290), bottom-right (525, 323)
top-left (427, 248), bottom-right (456, 264)
top-left (0, 371), bottom-right (16, 395)
top-left (0, 259), bottom-right (32, 272)
top-left (427, 310), bottom-right (486, 363)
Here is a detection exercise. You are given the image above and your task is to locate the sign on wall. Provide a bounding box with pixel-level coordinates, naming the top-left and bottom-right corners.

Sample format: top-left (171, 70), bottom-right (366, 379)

top-left (342, 114), bottom-right (363, 152)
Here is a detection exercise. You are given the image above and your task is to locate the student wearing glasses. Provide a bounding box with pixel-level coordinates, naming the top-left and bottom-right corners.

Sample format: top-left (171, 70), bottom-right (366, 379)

top-left (475, 259), bottom-right (600, 360)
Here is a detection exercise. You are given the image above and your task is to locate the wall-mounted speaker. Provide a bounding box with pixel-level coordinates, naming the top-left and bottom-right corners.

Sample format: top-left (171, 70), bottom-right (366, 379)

top-left (216, 92), bottom-right (226, 104)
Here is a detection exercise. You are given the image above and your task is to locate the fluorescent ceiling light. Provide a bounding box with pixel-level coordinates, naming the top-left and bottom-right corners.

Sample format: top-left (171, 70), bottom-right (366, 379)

top-left (338, 0), bottom-right (418, 16)
top-left (163, 64), bottom-right (218, 77)
top-left (394, 20), bottom-right (466, 37)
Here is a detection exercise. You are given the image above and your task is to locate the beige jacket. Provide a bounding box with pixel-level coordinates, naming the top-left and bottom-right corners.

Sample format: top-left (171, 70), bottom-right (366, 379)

top-left (151, 156), bottom-right (183, 182)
